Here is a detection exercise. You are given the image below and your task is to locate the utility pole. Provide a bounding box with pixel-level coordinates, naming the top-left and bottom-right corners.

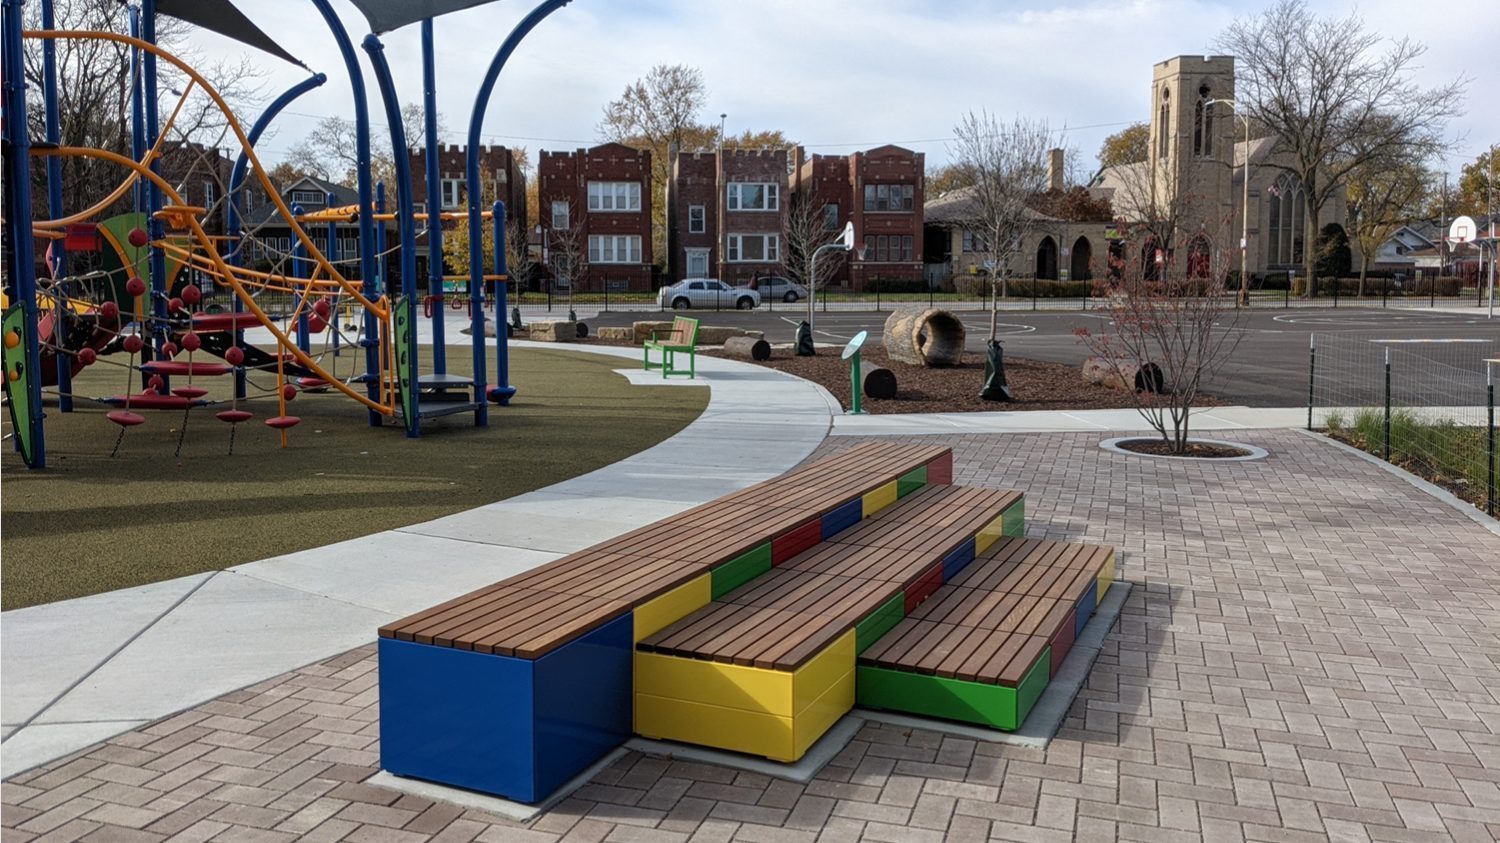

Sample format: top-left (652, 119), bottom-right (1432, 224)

top-left (1440, 172), bottom-right (1449, 278)
top-left (1489, 144), bottom-right (1495, 319)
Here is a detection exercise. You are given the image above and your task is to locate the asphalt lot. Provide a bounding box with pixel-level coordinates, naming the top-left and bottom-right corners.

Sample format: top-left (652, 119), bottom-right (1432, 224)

top-left (587, 305), bottom-right (1500, 406)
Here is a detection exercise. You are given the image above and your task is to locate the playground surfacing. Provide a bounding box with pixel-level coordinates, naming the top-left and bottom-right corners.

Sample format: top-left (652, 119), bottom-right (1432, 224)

top-left (1, 347), bottom-right (707, 609)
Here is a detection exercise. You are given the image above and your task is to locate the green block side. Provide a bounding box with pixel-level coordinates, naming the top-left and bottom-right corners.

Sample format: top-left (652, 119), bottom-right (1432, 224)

top-left (896, 466), bottom-right (927, 499)
top-left (855, 647), bottom-right (1051, 731)
top-left (854, 593), bottom-right (906, 654)
top-left (711, 543), bottom-right (772, 598)
top-left (1002, 498), bottom-right (1026, 537)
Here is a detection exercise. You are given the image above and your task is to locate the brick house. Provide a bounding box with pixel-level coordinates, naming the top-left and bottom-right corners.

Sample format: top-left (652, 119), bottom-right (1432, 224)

top-left (790, 145), bottom-right (925, 290)
top-left (407, 144), bottom-right (527, 287)
top-left (537, 142), bottom-right (653, 292)
top-left (667, 147), bottom-right (791, 286)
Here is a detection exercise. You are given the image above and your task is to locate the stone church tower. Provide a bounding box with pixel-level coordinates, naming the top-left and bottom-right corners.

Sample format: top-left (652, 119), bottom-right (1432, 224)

top-left (1147, 56), bottom-right (1237, 241)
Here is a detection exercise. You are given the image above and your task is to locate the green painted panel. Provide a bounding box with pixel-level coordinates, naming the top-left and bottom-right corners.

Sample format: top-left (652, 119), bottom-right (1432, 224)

top-left (856, 646), bottom-right (1052, 732)
top-left (711, 543), bottom-right (772, 599)
top-left (2, 306), bottom-right (37, 467)
top-left (854, 593), bottom-right (906, 654)
top-left (394, 295), bottom-right (417, 434)
top-left (1002, 498), bottom-right (1025, 537)
top-left (896, 466), bottom-right (927, 499)
top-left (1014, 645), bottom-right (1052, 727)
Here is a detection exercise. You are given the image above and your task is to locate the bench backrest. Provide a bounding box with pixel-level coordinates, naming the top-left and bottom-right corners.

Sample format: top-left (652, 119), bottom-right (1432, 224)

top-left (669, 316), bottom-right (699, 346)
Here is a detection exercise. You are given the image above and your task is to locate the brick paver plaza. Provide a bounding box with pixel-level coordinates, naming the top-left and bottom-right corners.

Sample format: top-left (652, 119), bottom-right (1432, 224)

top-left (5, 429), bottom-right (1499, 842)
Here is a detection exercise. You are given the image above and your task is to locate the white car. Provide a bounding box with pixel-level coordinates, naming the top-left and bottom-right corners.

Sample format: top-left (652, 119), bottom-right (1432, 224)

top-left (657, 279), bottom-right (760, 310)
top-left (740, 275), bottom-right (809, 303)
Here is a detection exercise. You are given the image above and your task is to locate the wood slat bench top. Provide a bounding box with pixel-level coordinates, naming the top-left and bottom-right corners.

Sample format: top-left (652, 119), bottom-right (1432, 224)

top-left (860, 618), bottom-right (1051, 686)
top-left (830, 487), bottom-right (1021, 551)
top-left (382, 586), bottom-right (630, 659)
top-left (780, 543), bottom-right (935, 584)
top-left (638, 603), bottom-right (849, 670)
top-left (722, 569), bottom-right (900, 619)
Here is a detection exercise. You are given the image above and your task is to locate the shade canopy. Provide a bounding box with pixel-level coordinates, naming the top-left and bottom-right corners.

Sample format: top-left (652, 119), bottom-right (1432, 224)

top-left (156, 0), bottom-right (306, 67)
top-left (341, 0), bottom-right (511, 34)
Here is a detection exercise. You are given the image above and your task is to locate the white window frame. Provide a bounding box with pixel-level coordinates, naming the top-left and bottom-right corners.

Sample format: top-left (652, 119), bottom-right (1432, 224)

top-left (863, 183), bottom-right (915, 213)
top-left (688, 204), bottom-right (706, 234)
top-left (588, 234), bottom-right (643, 264)
top-left (727, 182), bottom-right (779, 212)
top-left (727, 233), bottom-right (779, 263)
top-left (552, 201), bottom-right (571, 230)
top-left (202, 180), bottom-right (216, 209)
top-left (413, 202), bottom-right (427, 218)
top-left (289, 189), bottom-right (323, 207)
top-left (440, 178), bottom-right (463, 209)
top-left (587, 181), bottom-right (642, 212)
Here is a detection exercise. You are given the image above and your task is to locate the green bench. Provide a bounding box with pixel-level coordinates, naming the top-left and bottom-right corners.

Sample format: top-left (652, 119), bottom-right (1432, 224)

top-left (643, 315), bottom-right (699, 379)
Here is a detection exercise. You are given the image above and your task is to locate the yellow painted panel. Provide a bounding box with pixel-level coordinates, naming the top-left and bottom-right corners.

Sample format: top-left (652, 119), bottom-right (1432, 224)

top-left (633, 574), bottom-right (711, 642)
top-left (793, 669), bottom-right (856, 758)
top-left (635, 692), bottom-right (795, 760)
top-left (1097, 551), bottom-right (1115, 600)
top-left (862, 481), bottom-right (899, 518)
top-left (792, 630), bottom-right (855, 714)
top-left (634, 651), bottom-right (792, 716)
top-left (975, 514), bottom-right (1007, 555)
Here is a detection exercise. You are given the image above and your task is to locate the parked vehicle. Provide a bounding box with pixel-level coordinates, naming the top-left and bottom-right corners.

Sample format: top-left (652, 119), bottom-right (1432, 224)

top-left (741, 275), bottom-right (808, 303)
top-left (657, 279), bottom-right (760, 310)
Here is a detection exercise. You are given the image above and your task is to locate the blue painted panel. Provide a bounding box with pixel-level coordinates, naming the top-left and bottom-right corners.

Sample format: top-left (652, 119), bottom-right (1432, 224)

top-left (821, 499), bottom-right (863, 540)
top-left (378, 637), bottom-right (537, 801)
top-left (1074, 580), bottom-right (1098, 639)
top-left (532, 613), bottom-right (633, 798)
top-left (941, 538), bottom-right (977, 581)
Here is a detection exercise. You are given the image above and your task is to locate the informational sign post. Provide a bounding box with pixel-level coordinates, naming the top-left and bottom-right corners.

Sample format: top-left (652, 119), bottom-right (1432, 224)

top-left (842, 330), bottom-right (868, 415)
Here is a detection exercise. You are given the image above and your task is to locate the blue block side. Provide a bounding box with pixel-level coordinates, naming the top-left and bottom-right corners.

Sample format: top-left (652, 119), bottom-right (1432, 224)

top-left (1074, 580), bottom-right (1098, 639)
top-left (941, 538), bottom-right (977, 581)
top-left (822, 499), bottom-right (863, 540)
top-left (532, 613), bottom-right (634, 799)
top-left (378, 638), bottom-right (538, 801)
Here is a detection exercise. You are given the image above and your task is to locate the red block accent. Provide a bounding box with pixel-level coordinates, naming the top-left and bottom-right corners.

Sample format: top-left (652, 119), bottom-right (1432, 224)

top-left (772, 520), bottom-right (823, 566)
top-left (904, 563), bottom-right (944, 613)
top-left (926, 452), bottom-right (953, 485)
top-left (64, 223), bottom-right (100, 252)
top-left (141, 361), bottom-right (233, 377)
top-left (1049, 608), bottom-right (1077, 676)
top-left (191, 312), bottom-right (264, 332)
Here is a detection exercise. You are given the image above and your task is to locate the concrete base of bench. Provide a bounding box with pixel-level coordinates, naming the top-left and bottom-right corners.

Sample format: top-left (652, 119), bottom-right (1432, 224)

top-left (378, 614), bottom-right (633, 803)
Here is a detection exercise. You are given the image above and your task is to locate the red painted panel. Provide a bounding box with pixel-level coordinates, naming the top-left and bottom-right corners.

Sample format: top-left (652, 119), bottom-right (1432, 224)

top-left (904, 564), bottom-right (944, 614)
top-left (926, 452), bottom-right (953, 485)
top-left (771, 520), bottom-right (823, 566)
top-left (1049, 608), bottom-right (1077, 677)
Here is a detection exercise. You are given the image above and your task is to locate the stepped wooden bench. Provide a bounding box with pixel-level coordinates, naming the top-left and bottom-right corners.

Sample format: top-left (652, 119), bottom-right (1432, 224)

top-left (633, 484), bottom-right (1026, 761)
top-left (378, 441), bottom-right (953, 802)
top-left (856, 536), bottom-right (1115, 730)
top-left (642, 315), bottom-right (700, 379)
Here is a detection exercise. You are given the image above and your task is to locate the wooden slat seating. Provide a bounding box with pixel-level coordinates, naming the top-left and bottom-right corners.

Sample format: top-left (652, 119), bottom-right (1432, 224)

top-left (642, 315), bottom-right (700, 378)
top-left (633, 484), bottom-right (1026, 762)
top-left (377, 441), bottom-right (954, 803)
top-left (856, 536), bottom-right (1116, 731)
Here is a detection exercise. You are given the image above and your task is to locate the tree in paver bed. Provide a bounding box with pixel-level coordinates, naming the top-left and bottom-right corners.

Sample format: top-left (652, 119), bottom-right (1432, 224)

top-left (1213, 0), bottom-right (1464, 297)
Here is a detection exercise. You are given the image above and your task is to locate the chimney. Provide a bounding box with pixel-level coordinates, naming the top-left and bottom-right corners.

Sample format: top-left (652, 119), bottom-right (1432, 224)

top-left (1047, 148), bottom-right (1065, 192)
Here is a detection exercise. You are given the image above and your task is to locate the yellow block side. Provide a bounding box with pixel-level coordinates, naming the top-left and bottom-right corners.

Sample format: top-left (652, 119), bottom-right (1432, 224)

top-left (633, 574), bottom-right (711, 642)
top-left (634, 651), bottom-right (793, 716)
top-left (862, 481), bottom-right (899, 518)
top-left (634, 693), bottom-right (796, 760)
top-left (975, 513), bottom-right (1007, 555)
top-left (792, 630), bottom-right (855, 714)
top-left (793, 669), bottom-right (856, 759)
top-left (1097, 551), bottom-right (1115, 600)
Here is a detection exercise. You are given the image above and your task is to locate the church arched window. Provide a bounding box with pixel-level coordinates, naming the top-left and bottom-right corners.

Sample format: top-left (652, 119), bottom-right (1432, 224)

top-left (1194, 85), bottom-right (1213, 158)
top-left (1267, 172), bottom-right (1307, 267)
top-left (1158, 87), bottom-right (1171, 159)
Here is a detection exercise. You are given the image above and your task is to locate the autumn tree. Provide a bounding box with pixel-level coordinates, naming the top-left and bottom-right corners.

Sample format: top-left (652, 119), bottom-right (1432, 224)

top-left (927, 163), bottom-right (973, 198)
top-left (1346, 155), bottom-right (1430, 295)
top-left (1215, 0), bottom-right (1464, 296)
top-left (1448, 147), bottom-right (1496, 218)
top-left (1097, 123), bottom-right (1149, 170)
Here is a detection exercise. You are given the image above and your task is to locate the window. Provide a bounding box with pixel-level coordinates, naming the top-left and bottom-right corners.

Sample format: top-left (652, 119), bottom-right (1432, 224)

top-left (727, 182), bottom-right (779, 211)
top-left (962, 230), bottom-right (990, 253)
top-left (588, 234), bottom-right (642, 264)
top-left (1157, 87), bottom-right (1171, 159)
top-left (688, 205), bottom-right (706, 233)
top-left (551, 201), bottom-right (570, 230)
top-left (1267, 172), bottom-right (1307, 267)
top-left (440, 178), bottom-right (463, 208)
top-left (823, 203), bottom-right (839, 231)
top-left (862, 234), bottom-right (914, 263)
top-left (587, 181), bottom-right (641, 212)
top-left (290, 189), bottom-right (323, 207)
top-left (862, 184), bottom-right (915, 212)
top-left (727, 234), bottom-right (779, 262)
top-left (202, 180), bottom-right (216, 209)
top-left (1193, 85), bottom-right (1213, 158)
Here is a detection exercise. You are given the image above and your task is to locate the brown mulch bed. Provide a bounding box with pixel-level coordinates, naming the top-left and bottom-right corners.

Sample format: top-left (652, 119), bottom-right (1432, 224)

top-left (703, 345), bottom-right (1221, 414)
top-left (1115, 439), bottom-right (1250, 458)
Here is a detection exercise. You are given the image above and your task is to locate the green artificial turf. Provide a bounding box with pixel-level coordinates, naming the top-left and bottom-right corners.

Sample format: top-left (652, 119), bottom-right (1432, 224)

top-left (1, 347), bottom-right (707, 609)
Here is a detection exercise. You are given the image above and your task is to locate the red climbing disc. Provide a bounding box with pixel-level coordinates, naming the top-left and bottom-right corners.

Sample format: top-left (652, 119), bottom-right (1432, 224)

top-left (77, 347), bottom-right (97, 366)
top-left (297, 377), bottom-right (330, 389)
top-left (169, 297), bottom-right (184, 313)
top-left (126, 276), bottom-right (146, 296)
top-left (192, 312), bottom-right (262, 332)
top-left (160, 341), bottom-right (178, 358)
top-left (312, 298), bottom-right (332, 318)
top-left (308, 315), bottom-right (328, 333)
top-left (107, 410), bottom-right (146, 427)
top-left (181, 332), bottom-right (202, 352)
top-left (108, 393), bottom-right (192, 410)
top-left (172, 386), bottom-right (209, 399)
top-left (141, 361), bottom-right (232, 376)
top-left (216, 409), bottom-right (253, 424)
top-left (223, 346), bottom-right (245, 366)
top-left (181, 285), bottom-right (202, 305)
top-left (127, 228), bottom-right (149, 247)
top-left (281, 384), bottom-right (298, 401)
top-left (122, 334), bottom-right (144, 353)
top-left (99, 301), bottom-right (120, 321)
top-left (265, 415), bottom-right (301, 429)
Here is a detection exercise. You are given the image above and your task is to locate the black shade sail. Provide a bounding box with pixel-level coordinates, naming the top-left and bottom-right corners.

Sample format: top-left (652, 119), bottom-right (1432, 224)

top-left (156, 0), bottom-right (307, 67)
top-left (341, 0), bottom-right (510, 34)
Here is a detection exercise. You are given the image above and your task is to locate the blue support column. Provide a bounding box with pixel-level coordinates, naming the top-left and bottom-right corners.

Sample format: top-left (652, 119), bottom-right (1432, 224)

top-left (466, 0), bottom-right (571, 407)
top-left (376, 182), bottom-right (389, 296)
top-left (142, 0), bottom-right (166, 386)
top-left (328, 193), bottom-right (341, 358)
top-left (40, 0), bottom-right (72, 412)
top-left (489, 201), bottom-right (512, 405)
top-left (291, 204), bottom-right (310, 354)
top-left (363, 35), bottom-right (421, 438)
top-left (129, 6), bottom-right (145, 216)
top-left (3, 0), bottom-right (46, 467)
top-left (421, 19), bottom-right (447, 373)
top-left (311, 0), bottom-right (381, 427)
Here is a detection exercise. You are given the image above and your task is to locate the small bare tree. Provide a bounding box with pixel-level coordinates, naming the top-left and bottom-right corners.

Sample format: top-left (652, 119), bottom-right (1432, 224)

top-left (547, 198), bottom-right (586, 313)
top-left (948, 112), bottom-right (1056, 341)
top-left (782, 190), bottom-right (844, 296)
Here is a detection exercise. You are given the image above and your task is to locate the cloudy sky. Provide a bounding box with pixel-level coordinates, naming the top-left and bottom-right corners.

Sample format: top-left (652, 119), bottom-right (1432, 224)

top-left (184, 0), bottom-right (1496, 178)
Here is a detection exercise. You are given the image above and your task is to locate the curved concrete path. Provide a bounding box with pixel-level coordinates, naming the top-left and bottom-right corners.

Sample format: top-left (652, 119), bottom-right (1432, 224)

top-left (0, 343), bottom-right (839, 777)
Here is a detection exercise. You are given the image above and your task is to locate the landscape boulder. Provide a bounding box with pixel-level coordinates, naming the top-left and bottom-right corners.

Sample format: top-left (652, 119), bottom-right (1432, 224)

top-left (527, 321), bottom-right (576, 342)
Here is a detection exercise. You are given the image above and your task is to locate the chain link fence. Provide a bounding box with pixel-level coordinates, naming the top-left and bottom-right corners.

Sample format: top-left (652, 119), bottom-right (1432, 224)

top-left (1308, 332), bottom-right (1498, 515)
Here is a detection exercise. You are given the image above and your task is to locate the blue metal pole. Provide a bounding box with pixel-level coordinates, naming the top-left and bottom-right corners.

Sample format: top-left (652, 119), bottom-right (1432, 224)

top-left (376, 182), bottom-right (389, 296)
top-left (363, 34), bottom-right (422, 438)
top-left (142, 0), bottom-right (166, 384)
top-left (327, 192), bottom-right (341, 358)
top-left (468, 0), bottom-right (571, 406)
top-left (227, 72), bottom-right (326, 401)
top-left (291, 204), bottom-right (310, 353)
top-left (421, 19), bottom-right (447, 373)
top-left (310, 0), bottom-right (381, 426)
top-left (129, 6), bottom-right (145, 215)
top-left (40, 0), bottom-right (72, 413)
top-left (488, 200), bottom-right (508, 407)
top-left (3, 0), bottom-right (46, 467)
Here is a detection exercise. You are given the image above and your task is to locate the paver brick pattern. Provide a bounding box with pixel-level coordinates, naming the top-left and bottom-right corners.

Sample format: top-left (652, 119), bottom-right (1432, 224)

top-left (6, 430), bottom-right (1500, 842)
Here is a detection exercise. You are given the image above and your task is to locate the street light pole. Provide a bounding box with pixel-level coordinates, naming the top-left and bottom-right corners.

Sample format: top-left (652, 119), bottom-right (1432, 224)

top-left (1208, 98), bottom-right (1251, 307)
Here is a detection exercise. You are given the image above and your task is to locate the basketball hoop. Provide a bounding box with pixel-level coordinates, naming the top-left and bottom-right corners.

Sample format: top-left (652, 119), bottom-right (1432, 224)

top-left (1449, 215), bottom-right (1476, 248)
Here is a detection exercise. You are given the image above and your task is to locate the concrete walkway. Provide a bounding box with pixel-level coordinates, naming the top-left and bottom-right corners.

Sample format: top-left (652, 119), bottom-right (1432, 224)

top-left (0, 343), bottom-right (839, 778)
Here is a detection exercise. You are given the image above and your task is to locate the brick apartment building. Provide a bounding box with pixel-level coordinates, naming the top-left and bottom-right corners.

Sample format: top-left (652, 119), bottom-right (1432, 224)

top-left (666, 147), bottom-right (791, 286)
top-left (537, 142), bottom-right (654, 292)
top-left (790, 145), bottom-right (925, 290)
top-left (407, 144), bottom-right (527, 286)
